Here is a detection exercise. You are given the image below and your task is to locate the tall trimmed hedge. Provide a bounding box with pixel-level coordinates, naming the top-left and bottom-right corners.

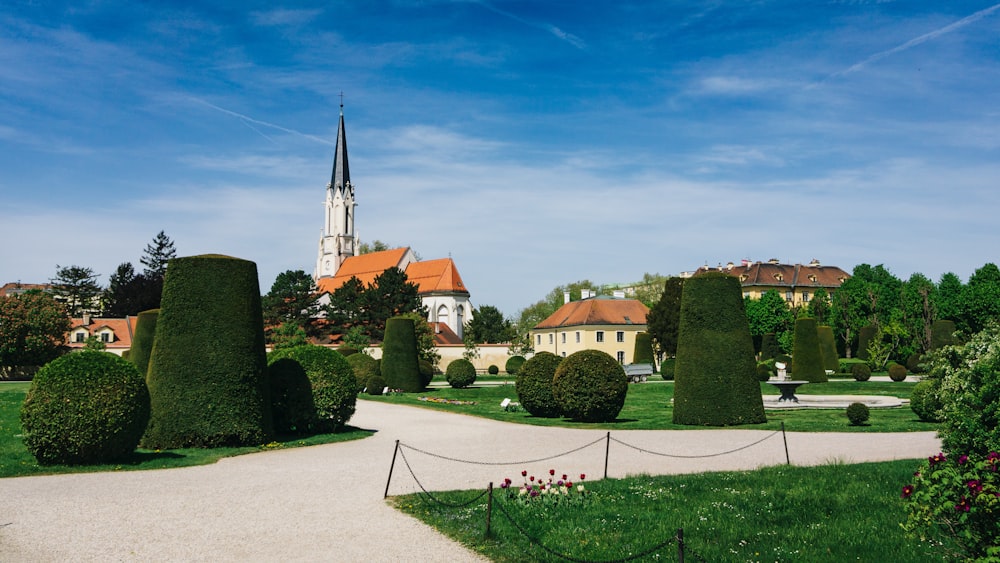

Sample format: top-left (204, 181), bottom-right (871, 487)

top-left (930, 320), bottom-right (957, 350)
top-left (632, 332), bottom-right (654, 365)
top-left (515, 352), bottom-right (563, 418)
top-left (759, 333), bottom-right (779, 361)
top-left (265, 357), bottom-right (316, 434)
top-left (381, 317), bottom-right (423, 392)
top-left (129, 309), bottom-right (158, 376)
top-left (857, 325), bottom-right (876, 360)
top-left (142, 255), bottom-right (273, 449)
top-left (673, 272), bottom-right (766, 426)
top-left (792, 318), bottom-right (827, 383)
top-left (267, 345), bottom-right (357, 433)
top-left (817, 325), bottom-right (839, 373)
top-left (552, 349), bottom-right (628, 422)
top-left (20, 351), bottom-right (150, 465)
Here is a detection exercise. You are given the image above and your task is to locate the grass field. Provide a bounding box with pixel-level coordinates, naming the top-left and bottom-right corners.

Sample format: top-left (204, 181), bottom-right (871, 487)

top-left (362, 379), bottom-right (938, 433)
top-left (391, 458), bottom-right (940, 562)
top-left (0, 381), bottom-right (372, 478)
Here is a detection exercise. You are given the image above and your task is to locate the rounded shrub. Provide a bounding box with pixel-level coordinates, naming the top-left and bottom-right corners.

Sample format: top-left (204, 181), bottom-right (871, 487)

top-left (756, 362), bottom-right (773, 382)
top-left (265, 358), bottom-right (316, 434)
top-left (846, 402), bottom-right (870, 426)
top-left (792, 318), bottom-right (827, 383)
top-left (888, 362), bottom-right (908, 382)
top-left (128, 309), bottom-right (158, 376)
top-left (505, 355), bottom-right (526, 375)
top-left (515, 352), bottom-right (563, 418)
top-left (268, 345), bottom-right (357, 433)
top-left (366, 375), bottom-right (386, 395)
top-left (673, 272), bottom-right (766, 426)
top-left (347, 353), bottom-right (379, 392)
top-left (418, 359), bottom-right (435, 388)
top-left (445, 358), bottom-right (477, 388)
top-left (143, 254), bottom-right (272, 449)
top-left (633, 332), bottom-right (655, 365)
top-left (910, 379), bottom-right (942, 422)
top-left (488, 364), bottom-right (499, 375)
top-left (20, 351), bottom-right (150, 465)
top-left (381, 317), bottom-right (423, 392)
top-left (905, 353), bottom-right (923, 374)
top-left (659, 357), bottom-right (675, 381)
top-left (551, 350), bottom-right (628, 423)
top-left (851, 362), bottom-right (871, 382)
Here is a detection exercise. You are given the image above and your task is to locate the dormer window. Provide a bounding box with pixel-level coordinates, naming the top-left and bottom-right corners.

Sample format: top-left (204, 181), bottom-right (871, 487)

top-left (74, 331), bottom-right (86, 343)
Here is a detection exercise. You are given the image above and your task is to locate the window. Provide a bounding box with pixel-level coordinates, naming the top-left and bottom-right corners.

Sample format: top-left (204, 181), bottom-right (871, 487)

top-left (785, 291), bottom-right (793, 302)
top-left (536, 334), bottom-right (541, 345)
top-left (74, 332), bottom-right (85, 343)
top-left (616, 331), bottom-right (625, 343)
top-left (596, 331), bottom-right (604, 343)
top-left (561, 352), bottom-right (567, 357)
top-left (575, 332), bottom-right (581, 343)
top-left (561, 333), bottom-right (566, 344)
top-left (802, 292), bottom-right (810, 302)
top-left (101, 332), bottom-right (111, 343)
top-left (548, 334), bottom-right (553, 344)
top-left (617, 351), bottom-right (625, 363)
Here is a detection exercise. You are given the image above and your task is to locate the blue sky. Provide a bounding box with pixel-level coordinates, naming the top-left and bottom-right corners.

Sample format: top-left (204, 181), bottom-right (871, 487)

top-left (2, 1), bottom-right (999, 317)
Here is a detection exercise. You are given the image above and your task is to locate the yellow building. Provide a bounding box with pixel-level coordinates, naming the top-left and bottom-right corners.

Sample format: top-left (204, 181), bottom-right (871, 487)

top-left (531, 297), bottom-right (649, 364)
top-left (693, 259), bottom-right (850, 308)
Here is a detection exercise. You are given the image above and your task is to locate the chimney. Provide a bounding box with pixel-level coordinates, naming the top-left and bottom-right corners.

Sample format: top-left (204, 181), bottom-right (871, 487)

top-left (564, 291), bottom-right (571, 304)
top-left (82, 313), bottom-right (91, 326)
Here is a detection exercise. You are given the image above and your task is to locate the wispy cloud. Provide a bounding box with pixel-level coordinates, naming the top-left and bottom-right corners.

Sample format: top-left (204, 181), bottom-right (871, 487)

top-left (470, 0), bottom-right (586, 49)
top-left (189, 98), bottom-right (335, 146)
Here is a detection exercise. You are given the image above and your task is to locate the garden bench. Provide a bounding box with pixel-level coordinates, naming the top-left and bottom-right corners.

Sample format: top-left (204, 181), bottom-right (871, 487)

top-left (623, 363), bottom-right (654, 383)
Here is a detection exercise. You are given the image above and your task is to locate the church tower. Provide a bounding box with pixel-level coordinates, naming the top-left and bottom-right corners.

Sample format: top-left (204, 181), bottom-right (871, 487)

top-left (315, 104), bottom-right (357, 280)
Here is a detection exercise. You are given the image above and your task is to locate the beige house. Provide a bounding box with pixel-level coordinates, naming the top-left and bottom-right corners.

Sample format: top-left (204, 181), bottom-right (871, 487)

top-left (692, 259), bottom-right (850, 308)
top-left (531, 297), bottom-right (649, 364)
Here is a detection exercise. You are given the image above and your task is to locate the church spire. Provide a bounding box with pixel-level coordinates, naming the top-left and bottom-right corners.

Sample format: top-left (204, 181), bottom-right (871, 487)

top-left (315, 99), bottom-right (357, 281)
top-left (330, 101), bottom-right (350, 192)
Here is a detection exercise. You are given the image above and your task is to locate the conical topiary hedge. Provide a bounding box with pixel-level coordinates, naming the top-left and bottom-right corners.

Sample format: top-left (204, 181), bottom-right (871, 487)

top-left (129, 308), bottom-right (158, 376)
top-left (381, 316), bottom-right (423, 392)
top-left (142, 254), bottom-right (273, 449)
top-left (632, 332), bottom-right (654, 365)
top-left (792, 318), bottom-right (827, 383)
top-left (673, 272), bottom-right (765, 426)
top-left (817, 325), bottom-right (839, 374)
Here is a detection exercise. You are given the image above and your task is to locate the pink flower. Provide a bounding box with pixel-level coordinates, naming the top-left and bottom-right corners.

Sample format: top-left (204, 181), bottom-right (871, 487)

top-left (958, 455), bottom-right (969, 465)
top-left (955, 496), bottom-right (971, 512)
top-left (901, 485), bottom-right (914, 498)
top-left (967, 480), bottom-right (984, 495)
top-left (929, 453), bottom-right (947, 466)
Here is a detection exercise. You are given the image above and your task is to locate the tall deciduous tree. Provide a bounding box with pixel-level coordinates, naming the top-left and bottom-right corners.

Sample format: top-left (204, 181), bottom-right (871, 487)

top-left (936, 272), bottom-right (964, 325)
top-left (50, 265), bottom-right (102, 316)
top-left (900, 273), bottom-right (936, 354)
top-left (465, 305), bottom-right (514, 344)
top-left (646, 277), bottom-right (684, 360)
top-left (744, 289), bottom-right (794, 352)
top-left (961, 263), bottom-right (1000, 335)
top-left (0, 291), bottom-right (71, 368)
top-left (807, 288), bottom-right (831, 325)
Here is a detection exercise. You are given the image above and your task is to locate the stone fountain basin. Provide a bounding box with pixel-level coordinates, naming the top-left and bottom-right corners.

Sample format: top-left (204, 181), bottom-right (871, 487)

top-left (762, 394), bottom-right (907, 409)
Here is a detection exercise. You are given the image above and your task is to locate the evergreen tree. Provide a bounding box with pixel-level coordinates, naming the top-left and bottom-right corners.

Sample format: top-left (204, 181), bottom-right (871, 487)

top-left (465, 304), bottom-right (514, 343)
top-left (140, 230), bottom-right (176, 279)
top-left (645, 277), bottom-right (683, 360)
top-left (103, 262), bottom-right (161, 317)
top-left (807, 288), bottom-right (831, 325)
top-left (961, 263), bottom-right (1000, 335)
top-left (262, 270), bottom-right (318, 342)
top-left (50, 265), bottom-right (102, 316)
top-left (364, 267), bottom-right (425, 341)
top-left (791, 318), bottom-right (827, 383)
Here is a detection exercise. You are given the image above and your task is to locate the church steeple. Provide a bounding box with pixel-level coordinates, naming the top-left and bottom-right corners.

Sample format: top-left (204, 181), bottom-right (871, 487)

top-left (315, 101), bottom-right (357, 280)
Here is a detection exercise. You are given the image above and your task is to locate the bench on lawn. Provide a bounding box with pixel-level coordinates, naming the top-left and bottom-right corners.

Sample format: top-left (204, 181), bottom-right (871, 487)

top-left (623, 363), bottom-right (654, 383)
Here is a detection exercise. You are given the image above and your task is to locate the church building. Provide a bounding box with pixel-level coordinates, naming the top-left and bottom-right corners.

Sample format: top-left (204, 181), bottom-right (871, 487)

top-left (312, 105), bottom-right (473, 341)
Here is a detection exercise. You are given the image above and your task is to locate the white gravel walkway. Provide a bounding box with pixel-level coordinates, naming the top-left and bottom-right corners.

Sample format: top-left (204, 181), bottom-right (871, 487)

top-left (0, 400), bottom-right (941, 562)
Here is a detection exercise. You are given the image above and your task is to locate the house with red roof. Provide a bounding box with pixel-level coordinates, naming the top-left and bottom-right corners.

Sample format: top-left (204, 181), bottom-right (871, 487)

top-left (692, 258), bottom-right (850, 307)
top-left (67, 314), bottom-right (137, 356)
top-left (531, 295), bottom-right (649, 364)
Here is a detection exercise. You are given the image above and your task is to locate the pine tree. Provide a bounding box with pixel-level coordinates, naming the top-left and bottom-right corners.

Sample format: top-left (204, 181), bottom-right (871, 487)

top-left (50, 265), bottom-right (102, 316)
top-left (140, 231), bottom-right (176, 279)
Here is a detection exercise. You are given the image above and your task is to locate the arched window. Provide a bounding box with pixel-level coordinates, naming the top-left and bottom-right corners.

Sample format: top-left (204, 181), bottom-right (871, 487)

top-left (456, 305), bottom-right (465, 339)
top-left (437, 304), bottom-right (449, 325)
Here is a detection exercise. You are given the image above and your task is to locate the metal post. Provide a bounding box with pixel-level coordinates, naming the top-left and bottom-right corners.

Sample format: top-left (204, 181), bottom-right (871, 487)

top-left (384, 440), bottom-right (400, 498)
top-left (781, 421), bottom-right (790, 465)
top-left (677, 528), bottom-right (684, 563)
top-left (604, 431), bottom-right (611, 479)
top-left (485, 482), bottom-right (494, 538)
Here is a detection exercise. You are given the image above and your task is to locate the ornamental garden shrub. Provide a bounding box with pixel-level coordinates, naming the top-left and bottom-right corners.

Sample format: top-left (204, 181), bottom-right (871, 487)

top-left (128, 309), bottom-right (158, 376)
top-left (817, 325), bottom-right (839, 373)
top-left (759, 332), bottom-right (779, 361)
top-left (851, 362), bottom-right (871, 382)
top-left (673, 272), bottom-right (766, 426)
top-left (659, 357), bottom-right (675, 380)
top-left (418, 359), bottom-right (434, 388)
top-left (910, 379), bottom-right (943, 422)
top-left (347, 353), bottom-right (379, 392)
top-left (20, 351), bottom-right (150, 465)
top-left (756, 362), bottom-right (773, 382)
top-left (515, 352), bottom-right (563, 418)
top-left (488, 364), bottom-right (499, 375)
top-left (930, 319), bottom-right (957, 350)
top-left (143, 255), bottom-right (272, 449)
top-left (265, 357), bottom-right (316, 434)
top-left (846, 402), bottom-right (870, 426)
top-left (791, 318), bottom-right (827, 383)
top-left (268, 345), bottom-right (357, 433)
top-left (632, 332), bottom-right (655, 365)
top-left (366, 375), bottom-right (386, 395)
top-left (856, 325), bottom-right (876, 361)
top-left (505, 355), bottom-right (526, 375)
top-left (381, 316), bottom-right (423, 392)
top-left (888, 362), bottom-right (908, 382)
top-left (551, 349), bottom-right (628, 423)
top-left (446, 358), bottom-right (477, 388)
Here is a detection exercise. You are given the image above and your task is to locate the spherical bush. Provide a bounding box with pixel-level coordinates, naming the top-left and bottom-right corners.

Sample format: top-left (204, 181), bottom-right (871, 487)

top-left (268, 345), bottom-right (357, 433)
top-left (888, 363), bottom-right (907, 382)
top-left (20, 351), bottom-right (150, 465)
top-left (418, 360), bottom-right (435, 388)
top-left (906, 353), bottom-right (923, 374)
top-left (488, 364), bottom-right (499, 375)
top-left (515, 352), bottom-right (563, 418)
top-left (851, 363), bottom-right (871, 382)
top-left (505, 355), bottom-right (526, 375)
top-left (552, 350), bottom-right (628, 423)
top-left (266, 358), bottom-right (316, 434)
top-left (347, 353), bottom-right (379, 393)
top-left (756, 362), bottom-right (773, 382)
top-left (910, 379), bottom-right (943, 422)
top-left (846, 402), bottom-right (870, 426)
top-left (445, 359), bottom-right (477, 388)
top-left (366, 375), bottom-right (386, 395)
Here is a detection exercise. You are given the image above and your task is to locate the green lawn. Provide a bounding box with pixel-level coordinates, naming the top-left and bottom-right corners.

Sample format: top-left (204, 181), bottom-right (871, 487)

top-left (391, 458), bottom-right (940, 562)
top-left (364, 379), bottom-right (938, 433)
top-left (0, 381), bottom-right (373, 478)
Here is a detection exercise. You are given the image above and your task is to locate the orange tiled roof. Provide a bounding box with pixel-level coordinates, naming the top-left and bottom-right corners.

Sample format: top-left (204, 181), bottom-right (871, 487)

top-left (67, 316), bottom-right (135, 349)
top-left (316, 247), bottom-right (411, 294)
top-left (534, 298), bottom-right (649, 330)
top-left (430, 321), bottom-right (463, 345)
top-left (404, 258), bottom-right (469, 295)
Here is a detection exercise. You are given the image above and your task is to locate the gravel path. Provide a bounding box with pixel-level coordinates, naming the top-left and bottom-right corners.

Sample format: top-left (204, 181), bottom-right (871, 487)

top-left (1, 400), bottom-right (941, 562)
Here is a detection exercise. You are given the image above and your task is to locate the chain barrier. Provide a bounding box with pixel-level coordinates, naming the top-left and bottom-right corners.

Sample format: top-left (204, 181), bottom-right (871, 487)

top-left (609, 430), bottom-right (781, 459)
top-left (398, 435), bottom-right (607, 466)
top-left (397, 446), bottom-right (491, 508)
top-left (492, 499), bottom-right (677, 563)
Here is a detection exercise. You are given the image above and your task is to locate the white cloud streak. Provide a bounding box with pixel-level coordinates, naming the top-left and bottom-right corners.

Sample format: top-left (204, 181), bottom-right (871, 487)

top-left (470, 0), bottom-right (586, 49)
